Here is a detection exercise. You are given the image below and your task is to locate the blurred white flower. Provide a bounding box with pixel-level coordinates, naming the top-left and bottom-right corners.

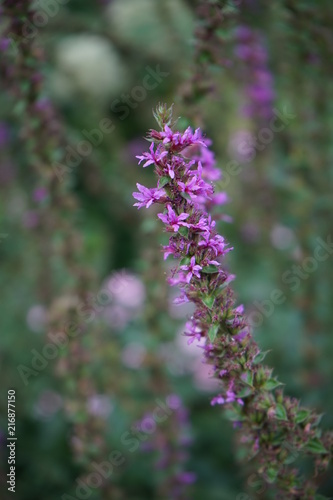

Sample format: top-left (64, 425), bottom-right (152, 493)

top-left (121, 342), bottom-right (146, 369)
top-left (102, 304), bottom-right (131, 330)
top-left (105, 271), bottom-right (146, 310)
top-left (270, 224), bottom-right (296, 250)
top-left (228, 129), bottom-right (255, 163)
top-left (102, 270), bottom-right (146, 329)
top-left (26, 305), bottom-right (47, 333)
top-left (87, 395), bottom-right (113, 419)
top-left (53, 35), bottom-right (127, 101)
top-left (34, 390), bottom-right (63, 419)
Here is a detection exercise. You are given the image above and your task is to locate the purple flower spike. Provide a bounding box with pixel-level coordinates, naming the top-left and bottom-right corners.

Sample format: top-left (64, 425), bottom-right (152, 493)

top-left (132, 107), bottom-right (332, 498)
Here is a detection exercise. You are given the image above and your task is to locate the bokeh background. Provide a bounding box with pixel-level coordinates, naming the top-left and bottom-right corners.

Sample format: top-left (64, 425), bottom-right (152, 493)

top-left (0, 0), bottom-right (333, 499)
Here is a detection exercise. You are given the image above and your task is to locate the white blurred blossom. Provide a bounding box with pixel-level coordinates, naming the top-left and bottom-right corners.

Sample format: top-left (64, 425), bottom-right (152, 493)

top-left (26, 305), bottom-right (47, 333)
top-left (34, 390), bottom-right (63, 419)
top-left (102, 270), bottom-right (146, 329)
top-left (53, 35), bottom-right (127, 101)
top-left (87, 395), bottom-right (113, 419)
top-left (121, 342), bottom-right (146, 369)
top-left (270, 224), bottom-right (296, 250)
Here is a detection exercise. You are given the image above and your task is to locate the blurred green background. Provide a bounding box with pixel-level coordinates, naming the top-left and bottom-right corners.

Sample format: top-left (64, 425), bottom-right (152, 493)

top-left (0, 0), bottom-right (332, 498)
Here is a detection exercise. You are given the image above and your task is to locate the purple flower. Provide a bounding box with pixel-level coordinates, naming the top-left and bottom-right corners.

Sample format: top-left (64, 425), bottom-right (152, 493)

top-left (184, 322), bottom-right (202, 344)
top-left (211, 395), bottom-right (225, 406)
top-left (163, 243), bottom-right (177, 260)
top-left (187, 138), bottom-right (221, 181)
top-left (180, 256), bottom-right (202, 283)
top-left (211, 391), bottom-right (243, 406)
top-left (167, 272), bottom-right (188, 287)
top-left (177, 175), bottom-right (201, 197)
top-left (166, 163), bottom-right (175, 179)
top-left (136, 143), bottom-right (167, 168)
top-left (225, 389), bottom-right (244, 405)
top-left (160, 125), bottom-right (206, 150)
top-left (209, 192), bottom-right (229, 206)
top-left (176, 471), bottom-right (196, 485)
top-left (198, 233), bottom-right (226, 256)
top-left (173, 294), bottom-right (190, 305)
top-left (33, 187), bottom-right (48, 203)
top-left (158, 205), bottom-right (190, 232)
top-left (133, 183), bottom-right (166, 209)
top-left (178, 171), bottom-right (213, 200)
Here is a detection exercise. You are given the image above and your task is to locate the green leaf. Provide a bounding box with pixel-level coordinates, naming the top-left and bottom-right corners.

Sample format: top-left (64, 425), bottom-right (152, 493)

top-left (253, 350), bottom-right (271, 365)
top-left (224, 408), bottom-right (246, 422)
top-left (158, 176), bottom-right (171, 188)
top-left (295, 409), bottom-right (310, 424)
top-left (305, 439), bottom-right (328, 455)
top-left (179, 257), bottom-right (191, 266)
top-left (262, 378), bottom-right (283, 391)
top-left (275, 403), bottom-right (288, 421)
top-left (180, 192), bottom-right (192, 202)
top-left (237, 386), bottom-right (253, 398)
top-left (314, 494), bottom-right (329, 500)
top-left (208, 324), bottom-right (219, 343)
top-left (216, 282), bottom-right (229, 294)
top-left (201, 265), bottom-right (219, 274)
top-left (178, 226), bottom-right (189, 238)
top-left (202, 295), bottom-right (215, 309)
top-left (266, 467), bottom-right (278, 484)
top-left (313, 413), bottom-right (324, 426)
top-left (241, 371), bottom-right (254, 387)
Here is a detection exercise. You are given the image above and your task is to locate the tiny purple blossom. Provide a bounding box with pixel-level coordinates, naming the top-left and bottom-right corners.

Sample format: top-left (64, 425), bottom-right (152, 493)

top-left (167, 272), bottom-right (188, 286)
top-left (211, 391), bottom-right (243, 406)
top-left (173, 294), bottom-right (190, 305)
top-left (225, 382), bottom-right (244, 405)
top-left (177, 174), bottom-right (213, 201)
top-left (136, 143), bottom-right (167, 168)
top-left (133, 183), bottom-right (166, 209)
top-left (211, 395), bottom-right (225, 406)
top-left (166, 163), bottom-right (175, 179)
top-left (180, 256), bottom-right (202, 283)
top-left (160, 125), bottom-right (206, 149)
top-left (163, 243), bottom-right (177, 260)
top-left (210, 192), bottom-right (229, 206)
top-left (33, 187), bottom-right (48, 203)
top-left (158, 205), bottom-right (190, 232)
top-left (198, 233), bottom-right (226, 256)
top-left (177, 175), bottom-right (201, 197)
top-left (176, 472), bottom-right (197, 485)
top-left (184, 322), bottom-right (202, 344)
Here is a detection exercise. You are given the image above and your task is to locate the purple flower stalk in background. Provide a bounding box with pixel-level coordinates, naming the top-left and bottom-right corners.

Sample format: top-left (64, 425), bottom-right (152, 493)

top-left (133, 104), bottom-right (332, 499)
top-left (234, 26), bottom-right (275, 122)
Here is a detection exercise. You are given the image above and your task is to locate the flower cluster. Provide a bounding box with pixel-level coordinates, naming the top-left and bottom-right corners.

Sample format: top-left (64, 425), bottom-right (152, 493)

top-left (133, 105), bottom-right (332, 499)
